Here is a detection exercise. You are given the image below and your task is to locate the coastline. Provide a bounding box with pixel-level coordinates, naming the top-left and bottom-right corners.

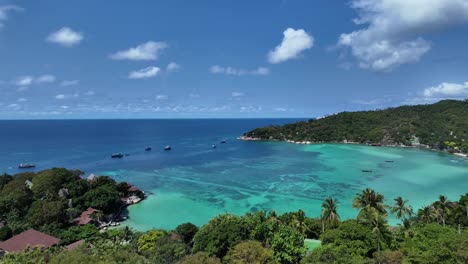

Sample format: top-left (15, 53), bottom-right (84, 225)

top-left (237, 136), bottom-right (468, 158)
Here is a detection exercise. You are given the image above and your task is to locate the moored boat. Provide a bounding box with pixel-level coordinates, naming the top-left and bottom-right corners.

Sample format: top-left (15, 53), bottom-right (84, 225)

top-left (111, 153), bottom-right (124, 158)
top-left (212, 144), bottom-right (217, 148)
top-left (361, 169), bottom-right (373, 173)
top-left (220, 140), bottom-right (226, 144)
top-left (18, 163), bottom-right (35, 169)
top-left (145, 146), bottom-right (152, 151)
top-left (164, 146), bottom-right (172, 151)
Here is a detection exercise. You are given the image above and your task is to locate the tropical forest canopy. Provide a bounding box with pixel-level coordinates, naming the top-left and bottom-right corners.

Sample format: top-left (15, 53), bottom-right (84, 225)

top-left (245, 100), bottom-right (468, 153)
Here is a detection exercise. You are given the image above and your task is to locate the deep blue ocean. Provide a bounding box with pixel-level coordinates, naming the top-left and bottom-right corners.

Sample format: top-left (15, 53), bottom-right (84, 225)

top-left (0, 119), bottom-right (302, 175)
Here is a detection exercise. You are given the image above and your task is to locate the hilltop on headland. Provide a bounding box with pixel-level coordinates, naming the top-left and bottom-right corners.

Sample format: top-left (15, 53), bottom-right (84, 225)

top-left (242, 99), bottom-right (468, 154)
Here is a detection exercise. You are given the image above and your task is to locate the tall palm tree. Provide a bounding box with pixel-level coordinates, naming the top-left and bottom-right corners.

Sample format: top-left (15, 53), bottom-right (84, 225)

top-left (368, 207), bottom-right (387, 264)
top-left (417, 206), bottom-right (435, 224)
top-left (434, 195), bottom-right (451, 226)
top-left (291, 209), bottom-right (308, 235)
top-left (451, 204), bottom-right (467, 235)
top-left (320, 197), bottom-right (340, 232)
top-left (353, 188), bottom-right (386, 223)
top-left (390, 196), bottom-right (413, 223)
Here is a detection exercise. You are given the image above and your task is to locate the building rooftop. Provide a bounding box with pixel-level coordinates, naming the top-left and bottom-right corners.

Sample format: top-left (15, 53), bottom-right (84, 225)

top-left (65, 239), bottom-right (85, 250)
top-left (0, 229), bottom-right (60, 253)
top-left (73, 207), bottom-right (99, 225)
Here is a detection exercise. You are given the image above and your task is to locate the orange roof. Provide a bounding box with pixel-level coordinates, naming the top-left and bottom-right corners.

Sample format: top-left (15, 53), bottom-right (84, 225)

top-left (65, 239), bottom-right (85, 250)
top-left (0, 229), bottom-right (60, 253)
top-left (73, 207), bottom-right (99, 225)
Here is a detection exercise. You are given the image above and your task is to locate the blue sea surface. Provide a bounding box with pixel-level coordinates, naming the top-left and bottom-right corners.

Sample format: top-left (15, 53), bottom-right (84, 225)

top-left (0, 119), bottom-right (467, 230)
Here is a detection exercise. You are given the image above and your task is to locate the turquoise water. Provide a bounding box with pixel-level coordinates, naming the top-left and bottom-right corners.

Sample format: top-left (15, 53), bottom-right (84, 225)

top-left (0, 119), bottom-right (466, 230)
top-left (122, 143), bottom-right (467, 230)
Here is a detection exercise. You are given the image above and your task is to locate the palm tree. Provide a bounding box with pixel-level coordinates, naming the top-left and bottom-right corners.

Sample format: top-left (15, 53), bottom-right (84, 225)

top-left (390, 196), bottom-right (413, 223)
top-left (291, 209), bottom-right (308, 235)
top-left (369, 207), bottom-right (387, 264)
top-left (433, 195), bottom-right (451, 226)
top-left (352, 188), bottom-right (386, 223)
top-left (417, 206), bottom-right (435, 224)
top-left (320, 197), bottom-right (340, 232)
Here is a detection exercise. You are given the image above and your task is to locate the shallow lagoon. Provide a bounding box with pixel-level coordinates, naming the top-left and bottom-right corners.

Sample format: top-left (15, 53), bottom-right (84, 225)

top-left (122, 143), bottom-right (468, 230)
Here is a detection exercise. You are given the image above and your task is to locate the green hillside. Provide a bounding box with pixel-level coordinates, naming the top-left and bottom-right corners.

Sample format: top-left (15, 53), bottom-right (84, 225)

top-left (244, 100), bottom-right (468, 153)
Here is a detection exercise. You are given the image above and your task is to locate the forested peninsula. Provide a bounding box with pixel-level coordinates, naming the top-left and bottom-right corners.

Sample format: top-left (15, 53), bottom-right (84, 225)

top-left (243, 100), bottom-right (468, 153)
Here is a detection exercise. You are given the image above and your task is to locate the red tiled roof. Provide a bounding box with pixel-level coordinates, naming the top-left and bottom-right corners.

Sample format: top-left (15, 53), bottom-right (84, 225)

top-left (0, 229), bottom-right (60, 253)
top-left (65, 239), bottom-right (85, 250)
top-left (73, 207), bottom-right (99, 225)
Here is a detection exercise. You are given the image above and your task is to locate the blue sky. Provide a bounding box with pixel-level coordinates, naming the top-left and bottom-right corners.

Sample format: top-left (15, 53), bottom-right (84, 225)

top-left (1, 0), bottom-right (468, 119)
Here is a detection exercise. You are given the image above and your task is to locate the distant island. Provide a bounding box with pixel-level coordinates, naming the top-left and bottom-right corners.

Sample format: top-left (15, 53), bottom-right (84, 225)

top-left (242, 99), bottom-right (468, 154)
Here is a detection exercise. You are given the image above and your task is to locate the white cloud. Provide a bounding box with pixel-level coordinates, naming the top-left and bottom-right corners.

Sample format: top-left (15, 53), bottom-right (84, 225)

top-left (60, 80), bottom-right (79, 86)
top-left (15, 75), bottom-right (56, 86)
top-left (268, 28), bottom-right (314, 64)
top-left (423, 81), bottom-right (468, 97)
top-left (0, 5), bottom-right (23, 29)
top-left (274, 107), bottom-right (288, 112)
top-left (36, 74), bottom-right (56, 83)
top-left (60, 105), bottom-right (70, 109)
top-left (55, 94), bottom-right (66, 99)
top-left (128, 66), bottom-right (160, 79)
top-left (7, 103), bottom-right (20, 109)
top-left (156, 94), bottom-right (168, 100)
top-left (189, 93), bottom-right (200, 98)
top-left (210, 65), bottom-right (270, 76)
top-left (338, 0), bottom-right (468, 71)
top-left (16, 76), bottom-right (33, 86)
top-left (47, 27), bottom-right (83, 47)
top-left (231, 92), bottom-right (245, 97)
top-left (167, 62), bottom-right (180, 72)
top-left (240, 106), bottom-right (262, 112)
top-left (17, 98), bottom-right (27, 102)
top-left (110, 41), bottom-right (167, 61)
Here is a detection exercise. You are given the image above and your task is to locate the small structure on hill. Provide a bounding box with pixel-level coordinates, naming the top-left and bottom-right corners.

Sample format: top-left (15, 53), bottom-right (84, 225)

top-left (65, 239), bottom-right (85, 250)
top-left (121, 184), bottom-right (144, 205)
top-left (0, 229), bottom-right (60, 254)
top-left (25, 180), bottom-right (33, 189)
top-left (73, 207), bottom-right (101, 226)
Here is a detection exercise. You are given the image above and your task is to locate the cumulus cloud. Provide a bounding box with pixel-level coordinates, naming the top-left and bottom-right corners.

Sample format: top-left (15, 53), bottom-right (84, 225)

top-left (85, 90), bottom-right (95, 96)
top-left (110, 41), bottom-right (167, 61)
top-left (423, 81), bottom-right (468, 97)
top-left (338, 0), bottom-right (468, 71)
top-left (156, 94), bottom-right (168, 100)
top-left (268, 28), bottom-right (314, 64)
top-left (166, 62), bottom-right (180, 72)
top-left (128, 66), bottom-right (160, 79)
top-left (15, 76), bottom-right (33, 86)
top-left (60, 80), bottom-right (79, 86)
top-left (231, 92), bottom-right (245, 97)
top-left (17, 98), bottom-right (27, 102)
top-left (0, 5), bottom-right (23, 29)
top-left (15, 75), bottom-right (56, 86)
top-left (210, 65), bottom-right (270, 76)
top-left (36, 74), bottom-right (56, 83)
top-left (55, 94), bottom-right (66, 99)
top-left (47, 27), bottom-right (83, 47)
top-left (189, 93), bottom-right (200, 98)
